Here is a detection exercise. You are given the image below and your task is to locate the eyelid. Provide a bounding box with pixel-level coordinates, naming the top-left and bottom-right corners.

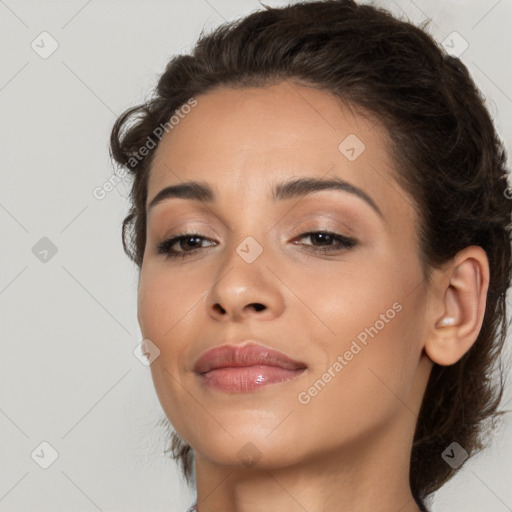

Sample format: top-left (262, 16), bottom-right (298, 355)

top-left (157, 222), bottom-right (217, 240)
top-left (152, 208), bottom-right (362, 242)
top-left (282, 221), bottom-right (356, 241)
top-left (284, 212), bottom-right (358, 235)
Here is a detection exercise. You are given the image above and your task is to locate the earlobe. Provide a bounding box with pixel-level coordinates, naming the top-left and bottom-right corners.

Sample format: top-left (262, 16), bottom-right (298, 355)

top-left (436, 316), bottom-right (456, 327)
top-left (424, 246), bottom-right (490, 367)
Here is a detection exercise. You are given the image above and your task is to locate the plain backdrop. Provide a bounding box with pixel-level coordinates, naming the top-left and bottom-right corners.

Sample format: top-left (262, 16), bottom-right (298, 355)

top-left (1, 0), bottom-right (511, 511)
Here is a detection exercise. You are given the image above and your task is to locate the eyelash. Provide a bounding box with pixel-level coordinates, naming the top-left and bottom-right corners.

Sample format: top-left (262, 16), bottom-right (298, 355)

top-left (156, 230), bottom-right (357, 259)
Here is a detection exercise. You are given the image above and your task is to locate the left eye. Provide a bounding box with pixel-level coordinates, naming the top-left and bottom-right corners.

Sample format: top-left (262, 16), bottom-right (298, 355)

top-left (156, 230), bottom-right (357, 259)
top-left (292, 231), bottom-right (357, 252)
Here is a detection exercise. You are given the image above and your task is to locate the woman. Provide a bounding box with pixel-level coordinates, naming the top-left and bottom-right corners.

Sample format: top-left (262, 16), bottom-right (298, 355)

top-left (110, 1), bottom-right (512, 510)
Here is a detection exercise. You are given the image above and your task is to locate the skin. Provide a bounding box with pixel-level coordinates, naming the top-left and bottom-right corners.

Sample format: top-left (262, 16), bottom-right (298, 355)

top-left (137, 80), bottom-right (489, 512)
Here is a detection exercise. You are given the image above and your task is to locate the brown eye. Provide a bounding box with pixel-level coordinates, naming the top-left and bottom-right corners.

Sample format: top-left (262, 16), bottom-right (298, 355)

top-left (293, 231), bottom-right (357, 253)
top-left (156, 234), bottom-right (216, 258)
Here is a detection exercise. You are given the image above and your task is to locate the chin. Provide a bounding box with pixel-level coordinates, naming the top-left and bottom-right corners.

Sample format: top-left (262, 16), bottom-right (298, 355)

top-left (195, 437), bottom-right (306, 470)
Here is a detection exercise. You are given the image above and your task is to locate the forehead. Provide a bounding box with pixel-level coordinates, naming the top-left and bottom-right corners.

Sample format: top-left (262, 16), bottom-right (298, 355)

top-left (147, 81), bottom-right (413, 227)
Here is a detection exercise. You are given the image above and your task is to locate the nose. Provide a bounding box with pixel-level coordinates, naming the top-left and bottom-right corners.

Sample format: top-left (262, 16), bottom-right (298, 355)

top-left (205, 244), bottom-right (286, 323)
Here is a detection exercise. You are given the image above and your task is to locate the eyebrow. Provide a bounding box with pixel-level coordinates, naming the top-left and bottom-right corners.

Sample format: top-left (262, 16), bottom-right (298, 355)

top-left (147, 176), bottom-right (384, 218)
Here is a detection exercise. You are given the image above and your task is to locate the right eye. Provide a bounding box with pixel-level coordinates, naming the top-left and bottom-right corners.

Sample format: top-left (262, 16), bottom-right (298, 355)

top-left (156, 233), bottom-right (217, 259)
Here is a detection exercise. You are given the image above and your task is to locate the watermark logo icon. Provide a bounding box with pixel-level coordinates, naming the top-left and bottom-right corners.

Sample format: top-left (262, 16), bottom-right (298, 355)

top-left (442, 31), bottom-right (469, 58)
top-left (441, 441), bottom-right (468, 469)
top-left (32, 237), bottom-right (58, 263)
top-left (236, 236), bottom-right (263, 263)
top-left (31, 441), bottom-right (59, 469)
top-left (338, 134), bottom-right (365, 161)
top-left (237, 442), bottom-right (262, 467)
top-left (133, 338), bottom-right (161, 366)
top-left (31, 32), bottom-right (59, 59)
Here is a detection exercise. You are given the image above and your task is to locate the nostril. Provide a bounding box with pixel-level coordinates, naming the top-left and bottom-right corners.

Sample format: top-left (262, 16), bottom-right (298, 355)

top-left (250, 303), bottom-right (266, 311)
top-left (214, 304), bottom-right (226, 314)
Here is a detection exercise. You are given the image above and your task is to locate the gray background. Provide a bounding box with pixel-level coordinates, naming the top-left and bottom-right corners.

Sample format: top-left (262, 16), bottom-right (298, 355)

top-left (1, 0), bottom-right (511, 511)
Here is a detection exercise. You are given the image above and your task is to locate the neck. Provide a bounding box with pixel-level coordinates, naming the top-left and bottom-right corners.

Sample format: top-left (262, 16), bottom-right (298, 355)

top-left (192, 407), bottom-right (422, 512)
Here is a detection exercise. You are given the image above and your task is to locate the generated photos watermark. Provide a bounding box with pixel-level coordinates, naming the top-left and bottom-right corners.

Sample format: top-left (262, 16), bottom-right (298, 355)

top-left (93, 96), bottom-right (198, 200)
top-left (298, 301), bottom-right (403, 405)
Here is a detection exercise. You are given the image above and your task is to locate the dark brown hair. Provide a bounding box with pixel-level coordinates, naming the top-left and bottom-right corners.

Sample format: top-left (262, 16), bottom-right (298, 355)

top-left (110, 0), bottom-right (512, 504)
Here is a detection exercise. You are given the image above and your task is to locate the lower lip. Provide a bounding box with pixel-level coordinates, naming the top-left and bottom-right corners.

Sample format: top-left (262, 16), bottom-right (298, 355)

top-left (198, 365), bottom-right (306, 393)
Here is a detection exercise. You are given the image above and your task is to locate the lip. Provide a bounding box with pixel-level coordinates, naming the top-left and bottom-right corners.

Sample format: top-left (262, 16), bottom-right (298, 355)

top-left (193, 341), bottom-right (308, 393)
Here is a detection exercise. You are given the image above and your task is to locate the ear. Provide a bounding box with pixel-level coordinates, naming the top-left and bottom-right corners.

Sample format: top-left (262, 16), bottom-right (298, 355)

top-left (424, 246), bottom-right (490, 366)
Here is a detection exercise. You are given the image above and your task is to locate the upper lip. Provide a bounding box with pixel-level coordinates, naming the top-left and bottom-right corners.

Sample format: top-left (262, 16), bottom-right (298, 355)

top-left (193, 341), bottom-right (307, 374)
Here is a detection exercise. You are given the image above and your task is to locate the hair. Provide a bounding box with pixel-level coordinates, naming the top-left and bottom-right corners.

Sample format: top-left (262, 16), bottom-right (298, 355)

top-left (110, 0), bottom-right (512, 505)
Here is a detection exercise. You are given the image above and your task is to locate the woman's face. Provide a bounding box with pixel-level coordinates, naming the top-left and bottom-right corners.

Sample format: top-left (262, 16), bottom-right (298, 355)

top-left (138, 81), bottom-right (433, 471)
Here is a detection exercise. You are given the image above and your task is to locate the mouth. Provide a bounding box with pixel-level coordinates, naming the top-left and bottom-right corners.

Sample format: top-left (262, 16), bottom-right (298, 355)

top-left (193, 341), bottom-right (308, 393)
top-left (198, 365), bottom-right (308, 393)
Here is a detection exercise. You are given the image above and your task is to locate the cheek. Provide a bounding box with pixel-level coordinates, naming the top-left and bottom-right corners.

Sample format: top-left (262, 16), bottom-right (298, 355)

top-left (297, 301), bottom-right (420, 442)
top-left (303, 256), bottom-right (403, 341)
top-left (137, 266), bottom-right (205, 439)
top-left (137, 263), bottom-right (206, 341)
top-left (301, 254), bottom-right (422, 401)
